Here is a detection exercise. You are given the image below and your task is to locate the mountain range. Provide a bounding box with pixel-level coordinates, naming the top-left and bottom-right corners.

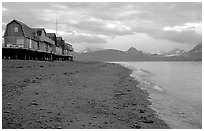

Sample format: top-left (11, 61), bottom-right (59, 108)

top-left (156, 48), bottom-right (186, 57)
top-left (73, 43), bottom-right (202, 61)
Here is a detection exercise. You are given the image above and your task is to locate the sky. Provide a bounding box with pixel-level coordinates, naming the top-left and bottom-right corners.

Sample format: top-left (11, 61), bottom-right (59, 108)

top-left (2, 2), bottom-right (202, 53)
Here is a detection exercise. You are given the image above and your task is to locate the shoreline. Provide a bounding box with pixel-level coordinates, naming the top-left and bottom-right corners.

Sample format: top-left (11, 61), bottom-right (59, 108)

top-left (2, 60), bottom-right (169, 129)
top-left (113, 62), bottom-right (170, 128)
top-left (115, 61), bottom-right (202, 129)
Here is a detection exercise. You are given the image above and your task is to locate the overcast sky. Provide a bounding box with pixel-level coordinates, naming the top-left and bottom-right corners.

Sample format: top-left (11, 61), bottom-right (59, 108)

top-left (2, 2), bottom-right (202, 53)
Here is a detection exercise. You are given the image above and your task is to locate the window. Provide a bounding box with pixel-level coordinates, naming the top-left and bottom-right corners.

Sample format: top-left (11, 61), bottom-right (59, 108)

top-left (14, 27), bottom-right (18, 32)
top-left (11, 26), bottom-right (18, 32)
top-left (37, 31), bottom-right (42, 36)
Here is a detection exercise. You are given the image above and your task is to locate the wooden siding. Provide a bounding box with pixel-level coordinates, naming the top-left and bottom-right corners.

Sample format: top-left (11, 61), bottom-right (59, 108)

top-left (3, 19), bottom-right (74, 61)
top-left (4, 37), bottom-right (39, 50)
top-left (55, 46), bottom-right (62, 55)
top-left (4, 22), bottom-right (24, 37)
top-left (29, 38), bottom-right (38, 51)
top-left (36, 36), bottom-right (55, 45)
top-left (36, 29), bottom-right (46, 37)
top-left (47, 33), bottom-right (57, 46)
top-left (52, 44), bottom-right (56, 54)
top-left (4, 37), bottom-right (27, 48)
top-left (57, 37), bottom-right (65, 49)
top-left (47, 44), bottom-right (52, 53)
top-left (37, 42), bottom-right (47, 52)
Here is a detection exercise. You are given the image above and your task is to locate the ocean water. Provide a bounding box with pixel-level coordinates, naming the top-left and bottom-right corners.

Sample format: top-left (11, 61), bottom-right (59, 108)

top-left (114, 62), bottom-right (202, 129)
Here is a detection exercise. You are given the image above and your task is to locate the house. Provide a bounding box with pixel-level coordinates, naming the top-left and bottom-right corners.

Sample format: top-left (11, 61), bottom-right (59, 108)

top-left (47, 33), bottom-right (57, 45)
top-left (33, 28), bottom-right (55, 53)
top-left (57, 37), bottom-right (65, 54)
top-left (63, 42), bottom-right (74, 61)
top-left (57, 37), bottom-right (65, 48)
top-left (47, 33), bottom-right (57, 54)
top-left (64, 42), bottom-right (74, 55)
top-left (3, 19), bottom-right (74, 61)
top-left (3, 20), bottom-right (55, 53)
top-left (3, 19), bottom-right (38, 50)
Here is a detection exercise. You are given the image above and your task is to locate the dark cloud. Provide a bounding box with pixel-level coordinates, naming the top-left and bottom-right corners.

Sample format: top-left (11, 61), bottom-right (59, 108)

top-left (158, 30), bottom-right (202, 44)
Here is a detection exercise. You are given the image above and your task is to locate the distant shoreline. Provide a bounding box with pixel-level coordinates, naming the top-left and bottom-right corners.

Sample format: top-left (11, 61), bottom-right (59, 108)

top-left (2, 60), bottom-right (169, 129)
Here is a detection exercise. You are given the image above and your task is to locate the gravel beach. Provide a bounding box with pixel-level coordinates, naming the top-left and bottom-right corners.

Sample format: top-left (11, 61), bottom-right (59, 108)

top-left (2, 60), bottom-right (169, 129)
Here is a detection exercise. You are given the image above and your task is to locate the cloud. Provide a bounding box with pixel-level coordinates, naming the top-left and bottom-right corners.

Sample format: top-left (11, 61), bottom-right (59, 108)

top-left (70, 19), bottom-right (132, 37)
top-left (106, 33), bottom-right (195, 53)
top-left (50, 3), bottom-right (70, 10)
top-left (37, 6), bottom-right (133, 37)
top-left (65, 31), bottom-right (107, 44)
top-left (2, 2), bottom-right (202, 52)
top-left (46, 28), bottom-right (107, 44)
top-left (2, 7), bottom-right (7, 12)
top-left (163, 22), bottom-right (202, 34)
top-left (67, 34), bottom-right (107, 44)
top-left (118, 10), bottom-right (144, 18)
top-left (158, 30), bottom-right (202, 44)
top-left (2, 22), bottom-right (7, 35)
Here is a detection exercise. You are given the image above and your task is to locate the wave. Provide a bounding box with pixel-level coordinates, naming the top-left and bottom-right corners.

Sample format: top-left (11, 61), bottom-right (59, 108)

top-left (112, 62), bottom-right (163, 92)
top-left (153, 85), bottom-right (163, 91)
top-left (130, 67), bottom-right (163, 92)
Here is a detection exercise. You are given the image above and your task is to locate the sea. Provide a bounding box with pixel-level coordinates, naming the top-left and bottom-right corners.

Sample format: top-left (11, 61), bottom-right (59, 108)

top-left (113, 61), bottom-right (202, 129)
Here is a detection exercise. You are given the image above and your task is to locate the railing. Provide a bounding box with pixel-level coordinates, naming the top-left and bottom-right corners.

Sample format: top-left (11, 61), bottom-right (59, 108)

top-left (3, 37), bottom-right (74, 58)
top-left (36, 36), bottom-right (55, 45)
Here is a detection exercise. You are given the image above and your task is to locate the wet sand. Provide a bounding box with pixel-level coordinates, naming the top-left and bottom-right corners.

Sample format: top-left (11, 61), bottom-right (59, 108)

top-left (2, 60), bottom-right (169, 129)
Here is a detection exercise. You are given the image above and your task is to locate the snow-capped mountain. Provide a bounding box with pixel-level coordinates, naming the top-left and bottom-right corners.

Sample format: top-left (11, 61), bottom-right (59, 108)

top-left (157, 48), bottom-right (186, 56)
top-left (165, 48), bottom-right (186, 56)
top-left (75, 44), bottom-right (201, 61)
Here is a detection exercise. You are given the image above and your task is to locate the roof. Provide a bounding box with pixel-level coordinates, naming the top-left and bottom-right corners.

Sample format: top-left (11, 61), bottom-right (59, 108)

top-left (57, 37), bottom-right (64, 43)
top-left (57, 37), bottom-right (65, 48)
top-left (47, 33), bottom-right (57, 37)
top-left (7, 19), bottom-right (36, 40)
top-left (47, 33), bottom-right (57, 43)
top-left (33, 28), bottom-right (46, 36)
top-left (64, 42), bottom-right (74, 51)
top-left (4, 19), bottom-right (74, 49)
top-left (57, 37), bottom-right (63, 41)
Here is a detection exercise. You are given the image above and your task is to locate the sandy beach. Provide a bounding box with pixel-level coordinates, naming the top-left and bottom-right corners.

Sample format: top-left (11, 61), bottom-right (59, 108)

top-left (2, 60), bottom-right (169, 129)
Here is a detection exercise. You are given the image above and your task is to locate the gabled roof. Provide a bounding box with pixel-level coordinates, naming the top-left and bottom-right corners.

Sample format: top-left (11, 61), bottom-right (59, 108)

top-left (7, 19), bottom-right (36, 40)
top-left (57, 37), bottom-right (63, 41)
top-left (4, 19), bottom-right (73, 49)
top-left (33, 28), bottom-right (46, 36)
top-left (57, 37), bottom-right (65, 48)
top-left (64, 42), bottom-right (74, 51)
top-left (47, 33), bottom-right (57, 43)
top-left (47, 33), bottom-right (57, 38)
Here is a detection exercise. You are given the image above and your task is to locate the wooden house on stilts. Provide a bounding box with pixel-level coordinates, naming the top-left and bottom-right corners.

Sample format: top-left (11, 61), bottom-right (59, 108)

top-left (2, 19), bottom-right (74, 61)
